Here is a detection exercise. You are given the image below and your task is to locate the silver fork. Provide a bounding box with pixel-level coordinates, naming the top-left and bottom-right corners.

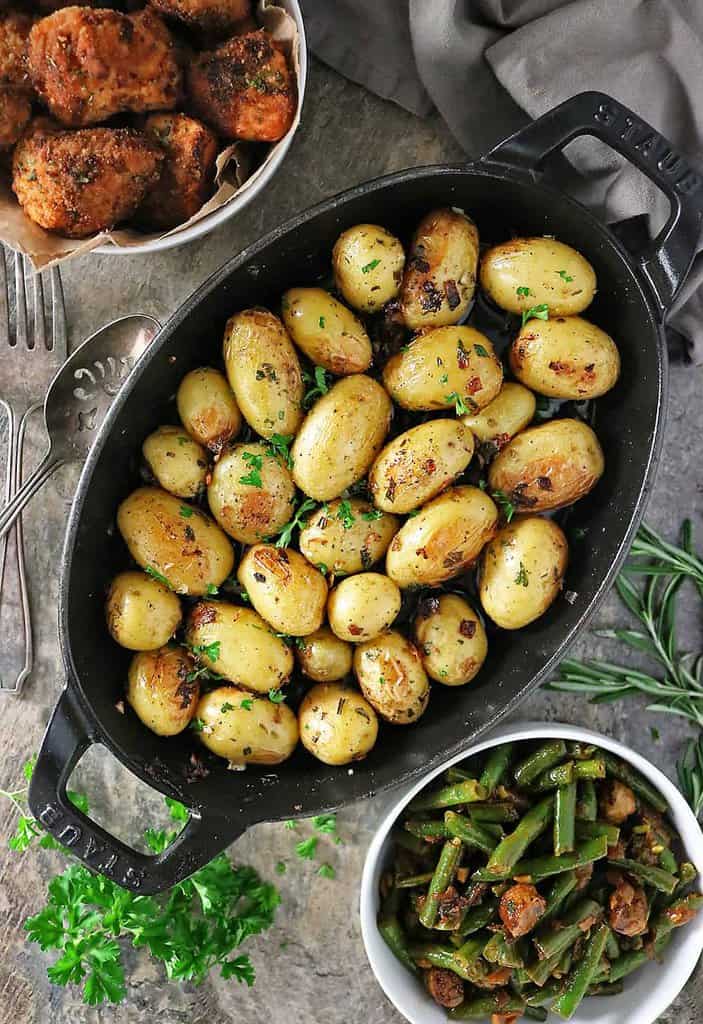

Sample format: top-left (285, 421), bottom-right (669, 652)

top-left (0, 250), bottom-right (67, 694)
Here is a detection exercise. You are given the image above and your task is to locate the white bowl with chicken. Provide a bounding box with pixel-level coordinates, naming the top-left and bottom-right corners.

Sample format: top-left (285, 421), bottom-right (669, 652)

top-left (360, 721), bottom-right (703, 1024)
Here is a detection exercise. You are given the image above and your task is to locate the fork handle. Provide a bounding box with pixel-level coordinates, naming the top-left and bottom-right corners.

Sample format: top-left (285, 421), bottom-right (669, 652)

top-left (0, 402), bottom-right (33, 693)
top-left (0, 449), bottom-right (64, 541)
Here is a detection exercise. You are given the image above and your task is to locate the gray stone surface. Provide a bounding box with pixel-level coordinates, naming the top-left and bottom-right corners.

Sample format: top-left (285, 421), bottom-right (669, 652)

top-left (0, 57), bottom-right (701, 1023)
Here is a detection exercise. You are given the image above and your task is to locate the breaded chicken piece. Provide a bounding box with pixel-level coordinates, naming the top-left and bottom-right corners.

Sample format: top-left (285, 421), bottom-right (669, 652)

top-left (136, 112), bottom-right (218, 231)
top-left (0, 10), bottom-right (33, 86)
top-left (187, 29), bottom-right (295, 141)
top-left (0, 86), bottom-right (31, 148)
top-left (12, 118), bottom-right (163, 237)
top-left (28, 7), bottom-right (181, 127)
top-left (149, 0), bottom-right (250, 37)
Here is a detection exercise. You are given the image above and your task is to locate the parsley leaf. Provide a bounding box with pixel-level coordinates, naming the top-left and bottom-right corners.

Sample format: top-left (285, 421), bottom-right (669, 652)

top-left (312, 814), bottom-right (338, 835)
top-left (274, 497), bottom-right (317, 549)
top-left (179, 505), bottom-right (194, 518)
top-left (265, 433), bottom-right (294, 469)
top-left (190, 717), bottom-right (205, 732)
top-left (317, 864), bottom-right (335, 879)
top-left (295, 836), bottom-right (318, 860)
top-left (284, 820), bottom-right (297, 830)
top-left (221, 702), bottom-right (236, 713)
top-left (239, 451), bottom-right (264, 488)
top-left (165, 797), bottom-right (189, 823)
top-left (206, 583), bottom-right (219, 596)
top-left (557, 269), bottom-right (574, 282)
top-left (240, 699), bottom-right (254, 711)
top-left (145, 566), bottom-right (172, 590)
top-left (336, 500), bottom-right (356, 530)
top-left (361, 509), bottom-right (384, 522)
top-left (190, 641), bottom-right (221, 663)
top-left (275, 861), bottom-right (286, 874)
top-left (491, 489), bottom-right (516, 523)
top-left (521, 303), bottom-right (549, 328)
top-left (515, 562), bottom-right (530, 587)
top-left (474, 343), bottom-right (489, 358)
top-left (302, 366), bottom-right (330, 409)
top-left (444, 392), bottom-right (471, 416)
top-left (361, 259), bottom-right (381, 274)
top-left (318, 316), bottom-right (326, 328)
top-left (516, 285), bottom-right (531, 297)
top-left (268, 688), bottom-right (286, 704)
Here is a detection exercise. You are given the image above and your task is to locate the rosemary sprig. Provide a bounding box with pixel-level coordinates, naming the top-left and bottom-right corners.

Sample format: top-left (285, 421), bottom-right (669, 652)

top-left (678, 735), bottom-right (703, 818)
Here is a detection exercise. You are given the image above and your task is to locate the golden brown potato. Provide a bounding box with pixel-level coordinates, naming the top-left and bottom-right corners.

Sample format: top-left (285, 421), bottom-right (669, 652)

top-left (400, 208), bottom-right (479, 329)
top-left (127, 645), bottom-right (198, 736)
top-left (176, 367), bottom-right (241, 453)
top-left (461, 382), bottom-right (536, 447)
top-left (150, 0), bottom-right (250, 35)
top-left (386, 485), bottom-right (498, 588)
top-left (196, 685), bottom-right (298, 765)
top-left (295, 626), bottom-right (352, 682)
top-left (332, 224), bottom-right (405, 313)
top-left (0, 86), bottom-right (31, 149)
top-left (223, 308), bottom-right (304, 440)
top-left (137, 113), bottom-right (218, 232)
top-left (488, 419), bottom-right (605, 512)
top-left (479, 516), bottom-right (568, 629)
top-left (414, 593), bottom-right (487, 686)
top-left (0, 10), bottom-right (33, 87)
top-left (207, 441), bottom-right (295, 544)
top-left (187, 30), bottom-right (295, 142)
top-left (353, 630), bottom-right (429, 725)
top-left (327, 572), bottom-right (401, 642)
top-left (117, 486), bottom-right (235, 596)
top-left (237, 544), bottom-right (328, 636)
top-left (106, 569), bottom-right (182, 651)
top-left (142, 425), bottom-right (208, 499)
top-left (281, 287), bottom-right (372, 374)
top-left (28, 8), bottom-right (181, 127)
top-left (509, 315), bottom-right (620, 400)
top-left (298, 498), bottom-right (399, 576)
top-left (382, 326), bottom-right (502, 413)
top-left (480, 237), bottom-right (596, 316)
top-left (298, 682), bottom-right (378, 765)
top-left (369, 419), bottom-right (474, 514)
top-left (185, 600), bottom-right (293, 692)
top-left (291, 375), bottom-right (392, 501)
top-left (12, 119), bottom-right (163, 237)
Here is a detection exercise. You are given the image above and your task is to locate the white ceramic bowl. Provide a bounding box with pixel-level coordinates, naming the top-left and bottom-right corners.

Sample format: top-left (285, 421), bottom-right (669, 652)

top-left (360, 721), bottom-right (703, 1024)
top-left (93, 0), bottom-right (307, 256)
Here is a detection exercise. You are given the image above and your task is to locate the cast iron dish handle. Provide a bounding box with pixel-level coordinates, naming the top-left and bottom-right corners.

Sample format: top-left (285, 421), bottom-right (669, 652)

top-left (482, 90), bottom-right (703, 315)
top-left (29, 688), bottom-right (236, 894)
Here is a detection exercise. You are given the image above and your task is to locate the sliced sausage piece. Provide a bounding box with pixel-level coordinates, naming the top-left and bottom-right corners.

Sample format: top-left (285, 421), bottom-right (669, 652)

top-left (609, 877), bottom-right (648, 936)
top-left (499, 882), bottom-right (547, 938)
top-left (600, 779), bottom-right (637, 824)
top-left (424, 967), bottom-right (464, 1008)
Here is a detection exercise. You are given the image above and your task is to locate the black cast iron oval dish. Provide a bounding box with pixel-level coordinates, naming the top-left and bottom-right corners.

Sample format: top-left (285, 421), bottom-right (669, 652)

top-left (29, 93), bottom-right (703, 893)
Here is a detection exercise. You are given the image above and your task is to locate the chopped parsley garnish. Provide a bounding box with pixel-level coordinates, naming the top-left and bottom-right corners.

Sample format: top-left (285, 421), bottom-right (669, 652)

top-left (295, 836), bottom-right (318, 860)
top-left (265, 433), bottom-right (294, 469)
top-left (362, 508), bottom-right (384, 522)
top-left (275, 861), bottom-right (287, 875)
top-left (317, 864), bottom-right (336, 879)
top-left (336, 500), bottom-right (356, 530)
top-left (439, 373), bottom-right (449, 384)
top-left (190, 717), bottom-right (205, 732)
top-left (145, 565), bottom-right (173, 590)
top-left (474, 343), bottom-right (489, 358)
top-left (239, 451), bottom-right (264, 488)
top-left (318, 316), bottom-right (326, 328)
top-left (516, 285), bottom-right (531, 297)
top-left (284, 820), bottom-right (297, 830)
top-left (312, 814), bottom-right (338, 834)
top-left (240, 698), bottom-right (254, 711)
top-left (406, 509), bottom-right (420, 517)
top-left (444, 392), bottom-right (471, 416)
top-left (220, 702), bottom-right (236, 713)
top-left (179, 505), bottom-right (194, 518)
top-left (275, 496), bottom-right (317, 548)
top-left (191, 641), bottom-right (221, 663)
top-left (317, 562), bottom-right (328, 575)
top-left (650, 726), bottom-right (661, 741)
top-left (521, 303), bottom-right (549, 328)
top-left (361, 259), bottom-right (381, 274)
top-left (515, 562), bottom-right (530, 587)
top-left (302, 365), bottom-right (330, 409)
top-left (558, 269), bottom-right (574, 282)
top-left (206, 583), bottom-right (219, 596)
top-left (268, 688), bottom-right (286, 704)
top-left (491, 489), bottom-right (516, 523)
top-left (176, 434), bottom-right (190, 446)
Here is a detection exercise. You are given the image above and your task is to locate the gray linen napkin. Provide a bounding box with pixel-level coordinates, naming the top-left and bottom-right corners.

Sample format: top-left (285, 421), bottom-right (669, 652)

top-left (301, 0), bottom-right (703, 362)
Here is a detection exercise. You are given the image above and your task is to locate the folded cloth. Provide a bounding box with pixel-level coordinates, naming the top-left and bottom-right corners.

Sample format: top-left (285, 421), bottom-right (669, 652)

top-left (301, 0), bottom-right (703, 362)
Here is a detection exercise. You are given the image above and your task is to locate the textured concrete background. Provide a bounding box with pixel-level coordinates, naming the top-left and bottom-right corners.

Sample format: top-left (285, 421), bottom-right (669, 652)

top-left (0, 58), bottom-right (701, 1023)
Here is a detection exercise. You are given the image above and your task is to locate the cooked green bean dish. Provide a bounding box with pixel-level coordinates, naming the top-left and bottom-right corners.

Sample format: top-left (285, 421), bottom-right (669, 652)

top-left (378, 739), bottom-right (701, 1020)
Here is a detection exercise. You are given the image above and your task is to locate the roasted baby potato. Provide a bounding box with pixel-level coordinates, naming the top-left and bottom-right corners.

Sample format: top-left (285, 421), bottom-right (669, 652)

top-left (281, 287), bottom-right (372, 374)
top-left (187, 30), bottom-right (295, 142)
top-left (386, 485), bottom-right (498, 588)
top-left (327, 572), bottom-right (401, 642)
top-left (295, 626), bottom-right (352, 682)
top-left (28, 8), bottom-right (181, 127)
top-left (414, 592), bottom-right (487, 685)
top-left (176, 367), bottom-right (242, 454)
top-left (332, 223), bottom-right (405, 313)
top-left (488, 418), bottom-right (605, 512)
top-left (137, 113), bottom-right (218, 232)
top-left (185, 600), bottom-right (293, 692)
top-left (223, 308), bottom-right (304, 440)
top-left (479, 516), bottom-right (569, 629)
top-left (480, 237), bottom-right (596, 316)
top-left (127, 645), bottom-right (198, 736)
top-left (400, 208), bottom-right (479, 329)
top-left (207, 441), bottom-right (295, 544)
top-left (142, 425), bottom-right (208, 499)
top-left (150, 0), bottom-right (250, 35)
top-left (369, 418), bottom-right (474, 514)
top-left (106, 570), bottom-right (182, 651)
top-left (382, 326), bottom-right (502, 413)
top-left (117, 486), bottom-right (234, 595)
top-left (510, 315), bottom-right (620, 400)
top-left (0, 86), bottom-right (31, 149)
top-left (353, 630), bottom-right (429, 725)
top-left (237, 544), bottom-right (327, 635)
top-left (298, 498), bottom-right (398, 576)
top-left (196, 685), bottom-right (298, 765)
top-left (298, 682), bottom-right (378, 765)
top-left (461, 381), bottom-right (536, 447)
top-left (291, 375), bottom-right (392, 501)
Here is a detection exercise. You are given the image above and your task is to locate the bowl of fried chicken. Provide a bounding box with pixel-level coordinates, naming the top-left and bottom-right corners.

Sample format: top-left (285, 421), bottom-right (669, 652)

top-left (0, 0), bottom-right (305, 259)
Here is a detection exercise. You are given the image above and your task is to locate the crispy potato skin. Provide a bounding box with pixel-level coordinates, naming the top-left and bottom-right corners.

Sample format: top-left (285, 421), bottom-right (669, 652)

top-left (12, 119), bottom-right (163, 237)
top-left (0, 10), bottom-right (33, 87)
top-left (187, 29), bottom-right (295, 141)
top-left (0, 86), bottom-right (31, 149)
top-left (176, 367), bottom-right (241, 453)
top-left (298, 497), bottom-right (398, 576)
top-left (237, 543), bottom-right (328, 636)
top-left (197, 684), bottom-right (298, 765)
top-left (106, 569), bottom-right (182, 651)
top-left (327, 571), bottom-right (401, 643)
top-left (295, 626), bottom-right (352, 683)
top-left (400, 207), bottom-right (479, 329)
top-left (510, 315), bottom-right (620, 400)
top-left (332, 223), bottom-right (405, 314)
top-left (281, 287), bottom-right (372, 375)
top-left (353, 630), bottom-right (429, 725)
top-left (137, 112), bottom-right (218, 231)
top-left (127, 645), bottom-right (199, 736)
top-left (480, 237), bottom-right (596, 316)
top-left (150, 0), bottom-right (250, 36)
top-left (462, 382), bottom-right (536, 447)
top-left (298, 682), bottom-right (378, 765)
top-left (29, 7), bottom-right (181, 127)
top-left (414, 592), bottom-right (487, 686)
top-left (207, 440), bottom-right (296, 544)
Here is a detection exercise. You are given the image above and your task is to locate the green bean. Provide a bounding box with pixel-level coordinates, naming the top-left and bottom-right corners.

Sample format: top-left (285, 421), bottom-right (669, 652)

top-left (480, 742), bottom-right (514, 793)
top-left (378, 911), bottom-right (417, 974)
top-left (601, 751), bottom-right (668, 812)
top-left (524, 1005), bottom-right (548, 1021)
top-left (482, 795), bottom-right (554, 876)
top-left (607, 857), bottom-right (678, 894)
top-left (539, 870), bottom-right (579, 926)
top-left (480, 822), bottom-right (505, 839)
top-left (677, 861), bottom-right (697, 892)
top-left (409, 779), bottom-right (488, 812)
top-left (608, 933), bottom-right (671, 981)
top-left (576, 779), bottom-right (597, 821)
top-left (455, 897), bottom-right (499, 937)
top-left (449, 992), bottom-right (526, 1019)
top-left (483, 931), bottom-right (524, 968)
top-left (533, 762), bottom-right (574, 791)
top-left (652, 894), bottom-right (703, 939)
top-left (514, 741), bottom-right (567, 787)
top-left (475, 835), bottom-right (608, 883)
top-left (395, 871), bottom-right (434, 888)
top-left (533, 897), bottom-right (603, 961)
top-left (551, 923), bottom-right (610, 1019)
top-left (554, 782), bottom-right (577, 855)
top-left (567, 741), bottom-right (597, 760)
top-left (587, 980), bottom-right (624, 996)
top-left (524, 978), bottom-right (565, 1006)
top-left (404, 819), bottom-right (451, 840)
top-left (574, 819), bottom-right (620, 845)
top-left (445, 765), bottom-right (475, 783)
top-left (468, 801), bottom-right (520, 824)
top-left (659, 846), bottom-right (678, 874)
top-left (526, 951), bottom-right (562, 987)
top-left (391, 828), bottom-right (427, 856)
top-left (410, 934), bottom-right (486, 979)
top-left (419, 837), bottom-right (463, 928)
top-left (444, 810), bottom-right (495, 854)
top-left (604, 929), bottom-right (620, 960)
